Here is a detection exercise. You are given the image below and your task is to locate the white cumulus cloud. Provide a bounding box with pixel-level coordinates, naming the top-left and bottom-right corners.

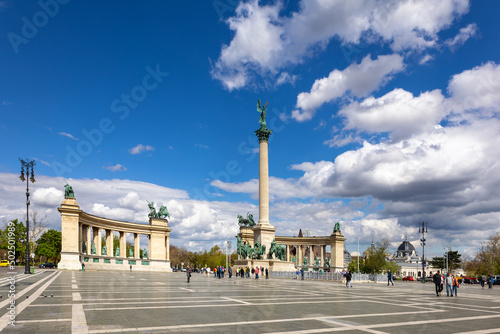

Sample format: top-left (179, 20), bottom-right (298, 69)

top-left (292, 54), bottom-right (405, 121)
top-left (212, 0), bottom-right (470, 90)
top-left (129, 144), bottom-right (155, 155)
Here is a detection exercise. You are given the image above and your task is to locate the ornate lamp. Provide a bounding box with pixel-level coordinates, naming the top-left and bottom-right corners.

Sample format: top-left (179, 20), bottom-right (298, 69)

top-left (19, 158), bottom-right (36, 274)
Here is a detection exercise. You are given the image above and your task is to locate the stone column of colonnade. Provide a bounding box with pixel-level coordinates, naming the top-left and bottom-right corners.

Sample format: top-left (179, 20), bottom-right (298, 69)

top-left (165, 235), bottom-right (170, 261)
top-left (120, 231), bottom-right (126, 258)
top-left (321, 245), bottom-right (325, 267)
top-left (134, 233), bottom-right (140, 258)
top-left (92, 227), bottom-right (101, 256)
top-left (79, 223), bottom-right (83, 253)
top-left (86, 225), bottom-right (91, 254)
top-left (106, 230), bottom-right (113, 256)
top-left (309, 245), bottom-right (314, 266)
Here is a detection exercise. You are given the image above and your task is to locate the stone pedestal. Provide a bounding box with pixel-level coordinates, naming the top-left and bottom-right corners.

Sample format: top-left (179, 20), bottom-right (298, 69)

top-left (330, 231), bottom-right (346, 271)
top-left (239, 226), bottom-right (255, 247)
top-left (149, 218), bottom-right (172, 272)
top-left (253, 224), bottom-right (277, 259)
top-left (58, 198), bottom-right (83, 270)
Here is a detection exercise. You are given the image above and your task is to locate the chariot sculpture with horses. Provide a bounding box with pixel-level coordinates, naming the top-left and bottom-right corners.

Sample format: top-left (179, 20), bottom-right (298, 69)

top-left (147, 201), bottom-right (170, 219)
top-left (237, 213), bottom-right (256, 227)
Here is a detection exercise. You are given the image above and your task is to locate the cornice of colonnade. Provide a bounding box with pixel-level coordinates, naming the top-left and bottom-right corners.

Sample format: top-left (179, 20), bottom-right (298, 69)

top-left (79, 211), bottom-right (171, 235)
top-left (275, 233), bottom-right (345, 245)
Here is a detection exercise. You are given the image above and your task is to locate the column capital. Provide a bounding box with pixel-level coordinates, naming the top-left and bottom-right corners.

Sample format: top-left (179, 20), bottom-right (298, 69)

top-left (255, 126), bottom-right (273, 142)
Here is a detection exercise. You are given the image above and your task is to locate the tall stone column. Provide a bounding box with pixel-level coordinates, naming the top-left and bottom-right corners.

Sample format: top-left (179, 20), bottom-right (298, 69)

top-left (286, 245), bottom-right (290, 262)
top-left (298, 245), bottom-right (302, 266)
top-left (134, 233), bottom-right (140, 259)
top-left (258, 139), bottom-right (270, 226)
top-left (253, 122), bottom-right (276, 254)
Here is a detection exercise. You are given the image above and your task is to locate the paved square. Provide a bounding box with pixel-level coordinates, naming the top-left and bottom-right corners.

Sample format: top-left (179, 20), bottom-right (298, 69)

top-left (1, 269), bottom-right (499, 333)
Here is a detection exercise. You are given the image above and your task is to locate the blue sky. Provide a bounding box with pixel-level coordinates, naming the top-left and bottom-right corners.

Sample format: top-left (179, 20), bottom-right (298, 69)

top-left (1, 0), bottom-right (500, 259)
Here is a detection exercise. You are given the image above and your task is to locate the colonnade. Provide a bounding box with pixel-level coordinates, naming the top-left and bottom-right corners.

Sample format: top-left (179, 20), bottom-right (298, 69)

top-left (237, 227), bottom-right (345, 271)
top-left (58, 197), bottom-right (172, 272)
top-left (79, 224), bottom-right (160, 259)
top-left (275, 232), bottom-right (345, 270)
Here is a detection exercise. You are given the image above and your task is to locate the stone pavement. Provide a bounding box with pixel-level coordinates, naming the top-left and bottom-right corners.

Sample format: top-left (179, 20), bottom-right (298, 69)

top-left (0, 267), bottom-right (499, 333)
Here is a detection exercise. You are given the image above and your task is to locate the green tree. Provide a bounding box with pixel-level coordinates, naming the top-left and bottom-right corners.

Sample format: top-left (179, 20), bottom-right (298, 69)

top-left (362, 240), bottom-right (392, 274)
top-left (35, 229), bottom-right (62, 263)
top-left (0, 220), bottom-right (27, 263)
top-left (384, 260), bottom-right (399, 273)
top-left (429, 250), bottom-right (462, 272)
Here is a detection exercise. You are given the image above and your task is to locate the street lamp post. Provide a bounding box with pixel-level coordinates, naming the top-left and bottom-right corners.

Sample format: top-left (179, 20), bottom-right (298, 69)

top-left (419, 221), bottom-right (428, 283)
top-left (19, 158), bottom-right (36, 275)
top-left (443, 246), bottom-right (451, 273)
top-left (356, 237), bottom-right (360, 280)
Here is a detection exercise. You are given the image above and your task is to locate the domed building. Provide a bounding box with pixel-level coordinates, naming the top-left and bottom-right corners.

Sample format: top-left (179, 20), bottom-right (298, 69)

top-left (391, 237), bottom-right (429, 278)
top-left (395, 239), bottom-right (417, 259)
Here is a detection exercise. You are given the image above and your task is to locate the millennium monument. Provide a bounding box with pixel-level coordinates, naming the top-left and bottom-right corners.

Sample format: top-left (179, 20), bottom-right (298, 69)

top-left (235, 100), bottom-right (345, 272)
top-left (58, 184), bottom-right (172, 272)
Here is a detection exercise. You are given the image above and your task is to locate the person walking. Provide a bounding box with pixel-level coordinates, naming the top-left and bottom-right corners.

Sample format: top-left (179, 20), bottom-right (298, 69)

top-left (186, 267), bottom-right (191, 283)
top-left (81, 262), bottom-right (85, 271)
top-left (255, 268), bottom-right (259, 279)
top-left (446, 273), bottom-right (453, 296)
top-left (488, 274), bottom-right (493, 289)
top-left (440, 274), bottom-right (444, 295)
top-left (387, 270), bottom-right (394, 286)
top-left (481, 274), bottom-right (487, 289)
top-left (228, 267), bottom-right (232, 278)
top-left (433, 271), bottom-right (442, 296)
top-left (265, 268), bottom-right (269, 279)
top-left (342, 269), bottom-right (347, 284)
top-left (452, 274), bottom-right (459, 297)
top-left (346, 269), bottom-right (352, 288)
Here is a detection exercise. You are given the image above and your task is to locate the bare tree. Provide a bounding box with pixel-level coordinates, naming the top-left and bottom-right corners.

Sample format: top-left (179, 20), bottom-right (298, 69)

top-left (26, 210), bottom-right (49, 260)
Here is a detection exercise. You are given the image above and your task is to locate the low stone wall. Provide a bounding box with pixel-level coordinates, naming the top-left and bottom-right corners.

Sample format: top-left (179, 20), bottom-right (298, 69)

top-left (270, 271), bottom-right (386, 282)
top-left (79, 255), bottom-right (171, 272)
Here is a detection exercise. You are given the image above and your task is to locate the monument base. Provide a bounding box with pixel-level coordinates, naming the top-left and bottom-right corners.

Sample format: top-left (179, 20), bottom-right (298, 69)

top-left (58, 253), bottom-right (172, 272)
top-left (58, 252), bottom-right (82, 271)
top-left (234, 259), bottom-right (296, 272)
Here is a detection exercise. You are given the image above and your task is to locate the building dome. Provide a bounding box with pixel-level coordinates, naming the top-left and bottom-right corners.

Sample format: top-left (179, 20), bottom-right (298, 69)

top-left (397, 240), bottom-right (415, 252)
top-left (395, 240), bottom-right (416, 258)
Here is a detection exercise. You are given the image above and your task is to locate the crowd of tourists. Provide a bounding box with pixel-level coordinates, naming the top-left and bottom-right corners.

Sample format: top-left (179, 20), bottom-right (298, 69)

top-left (192, 266), bottom-right (270, 280)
